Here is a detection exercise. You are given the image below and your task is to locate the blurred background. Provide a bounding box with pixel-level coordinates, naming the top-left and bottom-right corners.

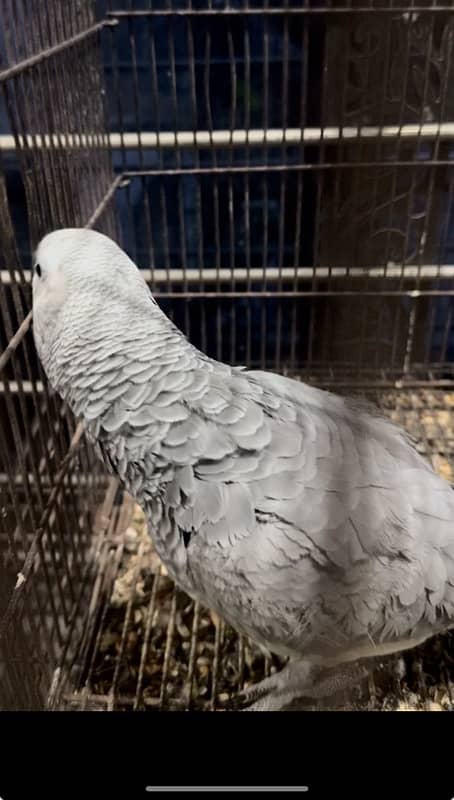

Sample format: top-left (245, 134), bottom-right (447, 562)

top-left (2, 0), bottom-right (454, 374)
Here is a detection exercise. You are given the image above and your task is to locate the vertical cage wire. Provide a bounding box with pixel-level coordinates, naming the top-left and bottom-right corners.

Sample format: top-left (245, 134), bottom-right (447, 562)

top-left (102, 1), bottom-right (454, 382)
top-left (0, 0), bottom-right (117, 710)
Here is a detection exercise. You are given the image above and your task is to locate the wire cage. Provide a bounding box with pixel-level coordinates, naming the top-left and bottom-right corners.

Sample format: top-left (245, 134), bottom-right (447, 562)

top-left (1, 0), bottom-right (454, 711)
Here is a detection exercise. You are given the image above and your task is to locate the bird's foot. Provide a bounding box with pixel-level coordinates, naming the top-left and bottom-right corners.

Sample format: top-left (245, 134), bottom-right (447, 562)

top-left (235, 660), bottom-right (369, 711)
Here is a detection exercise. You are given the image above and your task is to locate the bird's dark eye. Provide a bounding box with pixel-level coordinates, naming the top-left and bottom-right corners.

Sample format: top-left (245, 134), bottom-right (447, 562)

top-left (35, 264), bottom-right (41, 277)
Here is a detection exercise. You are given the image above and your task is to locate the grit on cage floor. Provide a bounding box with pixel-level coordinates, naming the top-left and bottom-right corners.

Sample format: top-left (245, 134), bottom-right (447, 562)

top-left (1, 0), bottom-right (454, 711)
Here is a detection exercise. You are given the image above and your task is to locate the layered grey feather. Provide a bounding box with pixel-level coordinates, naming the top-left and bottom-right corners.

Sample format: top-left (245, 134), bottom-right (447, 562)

top-left (33, 229), bottom-right (454, 667)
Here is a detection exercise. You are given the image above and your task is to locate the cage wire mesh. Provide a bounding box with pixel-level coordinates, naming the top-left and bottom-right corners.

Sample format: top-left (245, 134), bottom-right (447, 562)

top-left (1, 0), bottom-right (454, 711)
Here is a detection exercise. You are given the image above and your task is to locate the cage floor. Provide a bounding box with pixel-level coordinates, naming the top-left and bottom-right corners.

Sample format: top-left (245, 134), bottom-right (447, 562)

top-left (60, 388), bottom-right (454, 711)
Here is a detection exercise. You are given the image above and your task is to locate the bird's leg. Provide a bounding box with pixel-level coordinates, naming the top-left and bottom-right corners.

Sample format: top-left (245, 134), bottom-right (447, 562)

top-left (235, 660), bottom-right (314, 708)
top-left (236, 660), bottom-right (369, 711)
top-left (242, 689), bottom-right (306, 712)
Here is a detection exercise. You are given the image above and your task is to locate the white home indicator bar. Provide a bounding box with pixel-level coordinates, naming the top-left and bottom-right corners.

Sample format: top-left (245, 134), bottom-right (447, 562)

top-left (145, 789), bottom-right (309, 793)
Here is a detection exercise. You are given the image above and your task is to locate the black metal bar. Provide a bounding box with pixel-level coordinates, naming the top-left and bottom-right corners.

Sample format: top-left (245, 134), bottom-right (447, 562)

top-left (0, 20), bottom-right (117, 83)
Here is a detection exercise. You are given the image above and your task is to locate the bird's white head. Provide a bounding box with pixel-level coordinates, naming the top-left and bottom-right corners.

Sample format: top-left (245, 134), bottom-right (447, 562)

top-left (32, 227), bottom-right (147, 311)
top-left (32, 228), bottom-right (156, 385)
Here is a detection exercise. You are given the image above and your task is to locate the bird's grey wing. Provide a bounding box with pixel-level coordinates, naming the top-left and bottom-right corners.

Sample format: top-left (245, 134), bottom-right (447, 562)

top-left (75, 334), bottom-right (454, 653)
top-left (164, 367), bottom-right (454, 651)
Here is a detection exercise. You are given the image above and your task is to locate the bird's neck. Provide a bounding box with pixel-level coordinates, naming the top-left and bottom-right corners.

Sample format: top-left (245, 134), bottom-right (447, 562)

top-left (46, 297), bottom-right (195, 419)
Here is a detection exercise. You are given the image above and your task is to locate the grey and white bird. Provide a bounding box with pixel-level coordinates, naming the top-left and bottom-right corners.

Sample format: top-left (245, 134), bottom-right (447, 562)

top-left (32, 228), bottom-right (454, 710)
